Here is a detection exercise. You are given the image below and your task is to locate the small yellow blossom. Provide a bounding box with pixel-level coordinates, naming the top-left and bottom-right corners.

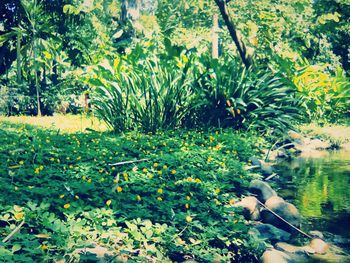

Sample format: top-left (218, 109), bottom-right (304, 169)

top-left (157, 170), bottom-right (162, 175)
top-left (229, 199), bottom-right (235, 205)
top-left (41, 245), bottom-right (48, 250)
top-left (186, 196), bottom-right (191, 201)
top-left (215, 188), bottom-right (220, 194)
top-left (14, 212), bottom-right (24, 220)
top-left (186, 216), bottom-right (192, 223)
top-left (171, 170), bottom-right (176, 174)
top-left (163, 165), bottom-right (168, 169)
top-left (195, 178), bottom-right (201, 183)
top-left (116, 186), bottom-right (122, 193)
top-left (49, 158), bottom-right (55, 161)
top-left (207, 156), bottom-right (213, 162)
top-left (136, 195), bottom-right (141, 201)
top-left (157, 197), bottom-right (163, 201)
top-left (59, 194), bottom-right (65, 199)
top-left (63, 204), bottom-right (70, 209)
top-left (19, 161), bottom-right (24, 165)
top-left (142, 168), bottom-right (148, 173)
top-left (75, 195), bottom-right (79, 199)
top-left (153, 163), bottom-right (159, 167)
top-left (106, 200), bottom-right (112, 206)
top-left (69, 165), bottom-right (73, 169)
top-left (157, 188), bottom-right (163, 194)
top-left (185, 203), bottom-right (189, 209)
top-left (35, 168), bottom-right (40, 174)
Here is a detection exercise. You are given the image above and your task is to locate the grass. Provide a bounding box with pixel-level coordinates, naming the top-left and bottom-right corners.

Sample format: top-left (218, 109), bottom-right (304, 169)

top-left (0, 114), bottom-right (108, 133)
top-left (0, 117), bottom-right (265, 262)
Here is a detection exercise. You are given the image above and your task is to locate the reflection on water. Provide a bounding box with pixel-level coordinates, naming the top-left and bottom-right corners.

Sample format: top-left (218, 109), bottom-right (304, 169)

top-left (274, 150), bottom-right (350, 238)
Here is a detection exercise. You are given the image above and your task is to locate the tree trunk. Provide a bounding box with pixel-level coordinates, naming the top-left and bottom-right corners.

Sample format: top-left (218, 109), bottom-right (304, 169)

top-left (33, 38), bottom-right (41, 116)
top-left (120, 0), bottom-right (141, 23)
top-left (214, 0), bottom-right (252, 68)
top-left (212, 14), bottom-right (219, 59)
top-left (16, 32), bottom-right (22, 84)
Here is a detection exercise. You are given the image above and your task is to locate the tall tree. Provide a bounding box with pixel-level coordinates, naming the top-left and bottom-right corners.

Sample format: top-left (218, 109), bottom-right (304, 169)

top-left (214, 0), bottom-right (252, 68)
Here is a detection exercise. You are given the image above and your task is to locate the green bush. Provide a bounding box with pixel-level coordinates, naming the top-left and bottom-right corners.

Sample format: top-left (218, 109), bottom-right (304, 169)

top-left (194, 55), bottom-right (302, 132)
top-left (89, 51), bottom-right (198, 133)
top-left (293, 64), bottom-right (350, 122)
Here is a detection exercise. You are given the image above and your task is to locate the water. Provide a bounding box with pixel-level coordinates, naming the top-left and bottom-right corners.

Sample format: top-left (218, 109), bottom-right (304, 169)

top-left (273, 150), bottom-right (350, 244)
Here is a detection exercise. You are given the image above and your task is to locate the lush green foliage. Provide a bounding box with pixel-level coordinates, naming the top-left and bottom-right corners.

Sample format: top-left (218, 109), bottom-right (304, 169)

top-left (293, 64), bottom-right (350, 121)
top-left (88, 47), bottom-right (197, 133)
top-left (0, 121), bottom-right (265, 262)
top-left (194, 55), bottom-right (302, 131)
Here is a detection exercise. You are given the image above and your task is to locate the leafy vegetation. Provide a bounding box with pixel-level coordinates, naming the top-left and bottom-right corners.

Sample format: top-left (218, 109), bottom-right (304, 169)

top-left (0, 0), bottom-right (349, 261)
top-left (0, 120), bottom-right (265, 262)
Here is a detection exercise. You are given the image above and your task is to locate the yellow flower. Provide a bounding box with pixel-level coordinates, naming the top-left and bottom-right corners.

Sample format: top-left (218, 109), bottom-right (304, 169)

top-left (215, 188), bottom-right (220, 194)
top-left (171, 170), bottom-right (176, 174)
top-left (157, 170), bottom-right (162, 175)
top-left (59, 194), bottom-right (65, 199)
top-left (63, 204), bottom-right (70, 209)
top-left (49, 158), bottom-right (55, 161)
top-left (35, 168), bottom-right (40, 174)
top-left (14, 212), bottom-right (24, 220)
top-left (163, 165), bottom-right (168, 169)
top-left (106, 200), bottom-right (112, 206)
top-left (153, 163), bottom-right (159, 167)
top-left (229, 199), bottom-right (235, 205)
top-left (185, 203), bottom-right (189, 209)
top-left (19, 161), bottom-right (24, 165)
top-left (207, 156), bottom-right (213, 162)
top-left (186, 196), bottom-right (191, 201)
top-left (157, 188), bottom-right (163, 194)
top-left (186, 216), bottom-right (192, 223)
top-left (116, 186), bottom-right (122, 193)
top-left (75, 195), bottom-right (79, 199)
top-left (195, 178), bottom-right (201, 183)
top-left (136, 195), bottom-right (141, 201)
top-left (41, 245), bottom-right (48, 250)
top-left (142, 168), bottom-right (148, 173)
top-left (157, 197), bottom-right (163, 201)
top-left (69, 165), bottom-right (73, 169)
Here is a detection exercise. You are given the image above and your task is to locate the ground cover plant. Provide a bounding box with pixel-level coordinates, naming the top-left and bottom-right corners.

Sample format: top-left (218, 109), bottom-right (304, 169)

top-left (0, 120), bottom-right (266, 262)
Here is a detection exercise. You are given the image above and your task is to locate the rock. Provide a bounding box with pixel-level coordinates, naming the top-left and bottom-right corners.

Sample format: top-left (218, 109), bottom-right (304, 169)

top-left (260, 248), bottom-right (292, 263)
top-left (260, 162), bottom-right (274, 176)
top-left (249, 180), bottom-right (277, 203)
top-left (234, 196), bottom-right (260, 220)
top-left (340, 142), bottom-right (350, 150)
top-left (249, 156), bottom-right (262, 166)
top-left (275, 242), bottom-right (315, 254)
top-left (254, 223), bottom-right (291, 242)
top-left (261, 196), bottom-right (301, 232)
top-left (309, 230), bottom-right (324, 239)
top-left (73, 243), bottom-right (116, 262)
top-left (309, 238), bottom-right (329, 254)
top-left (288, 130), bottom-right (303, 140)
top-left (308, 139), bottom-right (331, 150)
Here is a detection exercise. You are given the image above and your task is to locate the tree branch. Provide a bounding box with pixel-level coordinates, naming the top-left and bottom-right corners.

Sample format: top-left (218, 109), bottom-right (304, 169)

top-left (214, 0), bottom-right (252, 68)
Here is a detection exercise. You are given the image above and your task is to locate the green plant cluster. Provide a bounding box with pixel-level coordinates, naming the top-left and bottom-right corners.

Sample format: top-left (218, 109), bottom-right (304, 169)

top-left (0, 122), bottom-right (266, 262)
top-left (86, 38), bottom-right (302, 134)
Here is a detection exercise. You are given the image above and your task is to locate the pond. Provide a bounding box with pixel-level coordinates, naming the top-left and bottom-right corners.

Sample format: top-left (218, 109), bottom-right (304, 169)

top-left (273, 150), bottom-right (350, 248)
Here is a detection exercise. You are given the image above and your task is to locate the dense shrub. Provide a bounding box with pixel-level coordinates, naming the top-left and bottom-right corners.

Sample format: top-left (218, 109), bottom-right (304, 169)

top-left (293, 64), bottom-right (350, 122)
top-left (193, 55), bottom-right (302, 132)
